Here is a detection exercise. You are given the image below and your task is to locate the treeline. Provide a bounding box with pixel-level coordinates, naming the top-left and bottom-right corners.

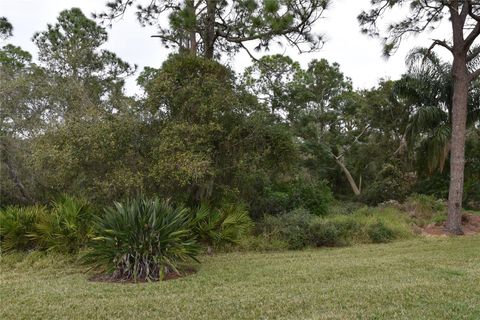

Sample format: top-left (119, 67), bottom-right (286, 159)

top-left (1, 8), bottom-right (480, 216)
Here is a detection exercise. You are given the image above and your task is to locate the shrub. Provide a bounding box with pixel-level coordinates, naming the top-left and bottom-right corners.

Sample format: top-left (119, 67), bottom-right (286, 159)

top-left (255, 188), bottom-right (291, 216)
top-left (30, 195), bottom-right (94, 253)
top-left (288, 207), bottom-right (311, 216)
top-left (0, 205), bottom-right (46, 252)
top-left (259, 212), bottom-right (316, 249)
top-left (402, 194), bottom-right (446, 227)
top-left (289, 179), bottom-right (333, 216)
top-left (431, 213), bottom-right (447, 225)
top-left (414, 175), bottom-right (449, 200)
top-left (258, 206), bottom-right (413, 250)
top-left (464, 175), bottom-right (480, 210)
top-left (328, 201), bottom-right (364, 215)
top-left (84, 198), bottom-right (200, 282)
top-left (352, 207), bottom-right (413, 242)
top-left (191, 203), bottom-right (254, 251)
top-left (309, 219), bottom-right (346, 247)
top-left (361, 164), bottom-right (410, 205)
top-left (367, 221), bottom-right (395, 243)
top-left (255, 179), bottom-right (332, 217)
top-left (308, 216), bottom-right (362, 247)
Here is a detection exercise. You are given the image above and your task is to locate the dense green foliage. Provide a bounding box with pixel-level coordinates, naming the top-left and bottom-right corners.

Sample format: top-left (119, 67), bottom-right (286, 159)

top-left (0, 205), bottom-right (45, 252)
top-left (1, 6), bottom-right (479, 282)
top-left (2, 7), bottom-right (479, 217)
top-left (84, 198), bottom-right (200, 281)
top-left (191, 204), bottom-right (253, 249)
top-left (0, 196), bottom-right (93, 253)
top-left (258, 206), bottom-right (413, 250)
top-left (31, 196), bottom-right (93, 253)
top-left (1, 7), bottom-right (480, 320)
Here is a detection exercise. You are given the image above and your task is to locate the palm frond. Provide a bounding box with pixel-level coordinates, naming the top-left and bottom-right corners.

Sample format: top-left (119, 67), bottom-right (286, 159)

top-left (191, 203), bottom-right (253, 248)
top-left (0, 205), bottom-right (46, 252)
top-left (83, 197), bottom-right (200, 282)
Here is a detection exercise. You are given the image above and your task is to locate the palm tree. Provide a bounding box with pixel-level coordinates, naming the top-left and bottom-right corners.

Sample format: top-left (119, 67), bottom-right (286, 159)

top-left (395, 49), bottom-right (480, 174)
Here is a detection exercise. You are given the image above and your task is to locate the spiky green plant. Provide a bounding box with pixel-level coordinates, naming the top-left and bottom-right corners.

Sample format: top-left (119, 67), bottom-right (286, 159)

top-left (30, 195), bottom-right (94, 253)
top-left (84, 198), bottom-right (200, 282)
top-left (0, 205), bottom-right (46, 252)
top-left (191, 204), bottom-right (254, 250)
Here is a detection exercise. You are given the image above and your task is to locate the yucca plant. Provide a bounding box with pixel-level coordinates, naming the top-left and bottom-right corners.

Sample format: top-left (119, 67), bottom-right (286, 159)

top-left (191, 204), bottom-right (254, 252)
top-left (0, 205), bottom-right (46, 252)
top-left (30, 195), bottom-right (94, 253)
top-left (84, 198), bottom-right (200, 282)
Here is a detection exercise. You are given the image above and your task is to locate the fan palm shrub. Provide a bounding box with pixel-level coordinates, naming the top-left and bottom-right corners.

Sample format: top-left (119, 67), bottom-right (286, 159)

top-left (0, 205), bottom-right (46, 252)
top-left (84, 198), bottom-right (200, 282)
top-left (191, 204), bottom-right (254, 252)
top-left (30, 195), bottom-right (94, 253)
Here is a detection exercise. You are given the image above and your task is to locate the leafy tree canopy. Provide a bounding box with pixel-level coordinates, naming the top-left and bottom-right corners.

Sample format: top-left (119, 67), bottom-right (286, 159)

top-left (0, 17), bottom-right (13, 41)
top-left (96, 0), bottom-right (328, 59)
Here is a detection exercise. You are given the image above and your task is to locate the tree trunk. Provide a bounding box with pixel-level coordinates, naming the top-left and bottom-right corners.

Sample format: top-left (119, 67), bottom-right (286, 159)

top-left (204, 0), bottom-right (216, 59)
top-left (334, 157), bottom-right (361, 196)
top-left (190, 31), bottom-right (197, 55)
top-left (187, 0), bottom-right (197, 55)
top-left (446, 54), bottom-right (469, 235)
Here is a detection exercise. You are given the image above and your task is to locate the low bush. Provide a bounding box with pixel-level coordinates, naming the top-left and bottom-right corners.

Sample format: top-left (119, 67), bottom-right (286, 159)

top-left (431, 212), bottom-right (447, 225)
top-left (288, 179), bottom-right (333, 216)
top-left (0, 196), bottom-right (94, 253)
top-left (360, 164), bottom-right (410, 205)
top-left (84, 198), bottom-right (200, 282)
top-left (259, 211), bottom-right (316, 249)
top-left (190, 203), bottom-right (254, 251)
top-left (256, 188), bottom-right (291, 216)
top-left (309, 219), bottom-right (347, 247)
top-left (348, 207), bottom-right (413, 242)
top-left (328, 201), bottom-right (364, 215)
top-left (254, 179), bottom-right (332, 217)
top-left (367, 221), bottom-right (395, 243)
top-left (31, 195), bottom-right (94, 253)
top-left (258, 206), bottom-right (413, 249)
top-left (0, 205), bottom-right (46, 252)
top-left (401, 194), bottom-right (446, 227)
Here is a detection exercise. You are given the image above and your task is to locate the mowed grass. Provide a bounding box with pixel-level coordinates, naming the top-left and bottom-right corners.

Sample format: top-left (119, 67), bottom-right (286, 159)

top-left (1, 236), bottom-right (480, 320)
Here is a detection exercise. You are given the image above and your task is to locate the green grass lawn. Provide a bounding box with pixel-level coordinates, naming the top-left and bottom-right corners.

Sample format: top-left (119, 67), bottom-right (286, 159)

top-left (1, 236), bottom-right (480, 320)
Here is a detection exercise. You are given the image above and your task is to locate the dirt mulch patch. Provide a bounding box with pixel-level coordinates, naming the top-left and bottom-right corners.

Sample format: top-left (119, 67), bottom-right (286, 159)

top-left (89, 267), bottom-right (197, 284)
top-left (422, 213), bottom-right (480, 236)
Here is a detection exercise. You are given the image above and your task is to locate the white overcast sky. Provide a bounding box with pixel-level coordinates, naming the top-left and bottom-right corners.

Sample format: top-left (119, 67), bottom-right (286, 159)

top-left (1, 0), bottom-right (451, 95)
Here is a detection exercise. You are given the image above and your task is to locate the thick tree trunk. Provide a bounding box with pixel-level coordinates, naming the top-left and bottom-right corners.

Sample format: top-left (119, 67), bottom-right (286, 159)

top-left (334, 157), bottom-right (361, 196)
top-left (204, 0), bottom-right (216, 59)
top-left (446, 55), bottom-right (469, 235)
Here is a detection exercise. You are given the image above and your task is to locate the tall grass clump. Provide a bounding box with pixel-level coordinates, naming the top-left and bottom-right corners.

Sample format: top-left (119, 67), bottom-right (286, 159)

top-left (84, 198), bottom-right (200, 282)
top-left (318, 207), bottom-right (414, 244)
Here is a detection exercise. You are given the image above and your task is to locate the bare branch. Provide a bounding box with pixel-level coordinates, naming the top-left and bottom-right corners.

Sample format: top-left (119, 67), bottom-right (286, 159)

top-left (429, 39), bottom-right (453, 53)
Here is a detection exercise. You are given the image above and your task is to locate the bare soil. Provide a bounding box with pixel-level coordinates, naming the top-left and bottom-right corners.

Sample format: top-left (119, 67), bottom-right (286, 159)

top-left (422, 213), bottom-right (480, 236)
